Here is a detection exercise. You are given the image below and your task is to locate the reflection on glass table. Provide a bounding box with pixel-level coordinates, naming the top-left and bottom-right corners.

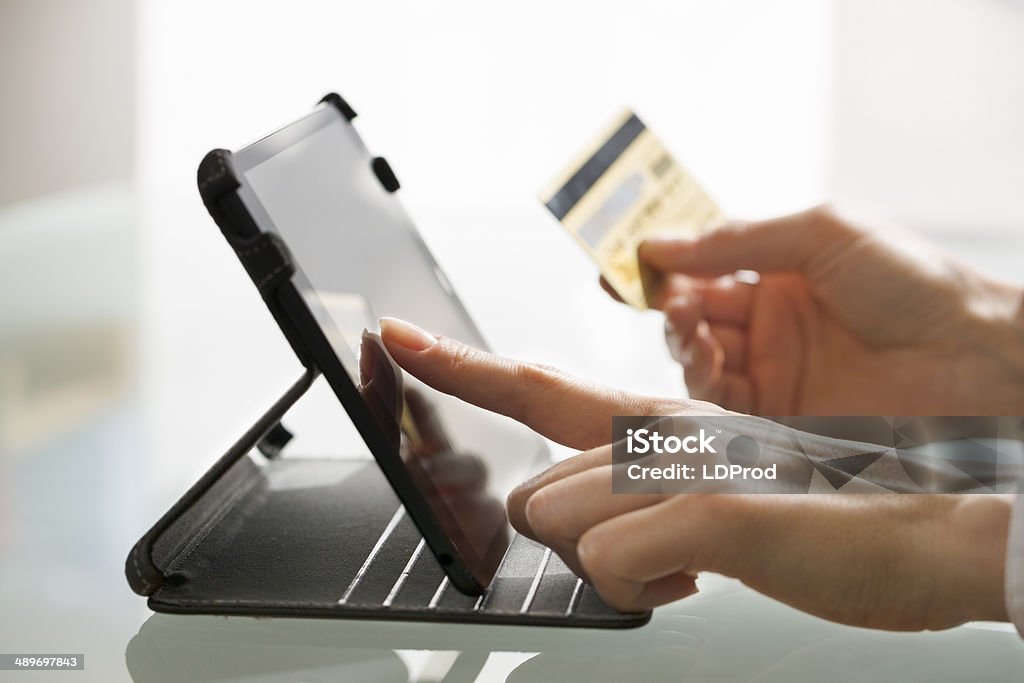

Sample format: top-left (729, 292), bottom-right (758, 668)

top-left (127, 574), bottom-right (1024, 683)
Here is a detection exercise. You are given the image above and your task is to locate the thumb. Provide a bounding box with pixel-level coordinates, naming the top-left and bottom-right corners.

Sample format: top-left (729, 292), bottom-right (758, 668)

top-left (378, 317), bottom-right (674, 450)
top-left (639, 205), bottom-right (858, 278)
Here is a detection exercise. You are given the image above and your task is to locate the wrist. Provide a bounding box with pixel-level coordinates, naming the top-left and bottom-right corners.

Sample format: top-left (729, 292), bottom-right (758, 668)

top-left (949, 495), bottom-right (1012, 624)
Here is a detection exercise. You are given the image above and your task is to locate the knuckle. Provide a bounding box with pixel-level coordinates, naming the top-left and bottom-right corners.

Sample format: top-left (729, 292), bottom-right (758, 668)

top-left (503, 362), bottom-right (565, 424)
top-left (515, 362), bottom-right (563, 391)
top-left (509, 362), bottom-right (573, 411)
top-left (705, 222), bottom-right (747, 248)
top-left (679, 398), bottom-right (724, 416)
top-left (809, 202), bottom-right (839, 222)
top-left (695, 492), bottom-right (730, 518)
top-left (678, 492), bottom-right (733, 520)
top-left (650, 398), bottom-right (689, 417)
top-left (657, 414), bottom-right (699, 434)
top-left (809, 203), bottom-right (859, 240)
top-left (620, 392), bottom-right (666, 418)
top-left (447, 342), bottom-right (479, 372)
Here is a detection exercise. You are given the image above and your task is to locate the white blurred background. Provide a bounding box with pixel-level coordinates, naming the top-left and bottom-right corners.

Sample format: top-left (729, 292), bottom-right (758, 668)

top-left (1, 1), bottom-right (1023, 678)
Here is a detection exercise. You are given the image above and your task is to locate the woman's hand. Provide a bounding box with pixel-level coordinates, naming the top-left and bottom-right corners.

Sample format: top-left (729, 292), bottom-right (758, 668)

top-left (620, 205), bottom-right (1024, 415)
top-left (380, 318), bottom-right (1011, 630)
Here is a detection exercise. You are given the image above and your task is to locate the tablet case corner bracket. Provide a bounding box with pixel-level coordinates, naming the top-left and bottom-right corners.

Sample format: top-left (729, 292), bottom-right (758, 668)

top-left (319, 92), bottom-right (357, 121)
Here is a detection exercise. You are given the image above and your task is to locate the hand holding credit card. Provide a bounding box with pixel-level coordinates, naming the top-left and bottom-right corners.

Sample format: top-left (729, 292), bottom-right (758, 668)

top-left (539, 109), bottom-right (724, 309)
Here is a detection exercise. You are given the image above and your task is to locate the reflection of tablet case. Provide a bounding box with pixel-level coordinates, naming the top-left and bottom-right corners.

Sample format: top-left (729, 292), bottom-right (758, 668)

top-left (124, 94), bottom-right (648, 629)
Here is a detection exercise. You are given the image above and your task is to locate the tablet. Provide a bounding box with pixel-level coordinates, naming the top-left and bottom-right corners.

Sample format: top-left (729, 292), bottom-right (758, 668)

top-left (205, 100), bottom-right (548, 594)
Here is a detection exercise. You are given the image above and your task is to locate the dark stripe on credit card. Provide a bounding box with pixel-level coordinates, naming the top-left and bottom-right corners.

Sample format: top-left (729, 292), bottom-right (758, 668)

top-left (545, 113), bottom-right (646, 221)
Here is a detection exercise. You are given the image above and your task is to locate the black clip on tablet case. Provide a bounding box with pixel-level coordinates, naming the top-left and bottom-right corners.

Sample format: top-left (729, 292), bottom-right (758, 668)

top-left (124, 93), bottom-right (649, 629)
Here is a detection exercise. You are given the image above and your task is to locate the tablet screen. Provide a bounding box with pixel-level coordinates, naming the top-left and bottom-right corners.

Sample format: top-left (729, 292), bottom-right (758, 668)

top-left (233, 107), bottom-right (545, 587)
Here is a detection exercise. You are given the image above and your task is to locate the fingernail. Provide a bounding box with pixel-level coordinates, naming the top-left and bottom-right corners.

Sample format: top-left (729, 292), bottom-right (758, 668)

top-left (379, 317), bottom-right (438, 351)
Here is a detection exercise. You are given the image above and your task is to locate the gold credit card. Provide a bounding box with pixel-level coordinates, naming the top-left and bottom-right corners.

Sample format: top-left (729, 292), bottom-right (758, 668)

top-left (539, 109), bottom-right (724, 309)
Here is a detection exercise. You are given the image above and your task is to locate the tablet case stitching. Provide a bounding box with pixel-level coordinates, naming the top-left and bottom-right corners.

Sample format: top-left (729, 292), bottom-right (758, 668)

top-left (236, 236), bottom-right (292, 290)
top-left (165, 466), bottom-right (265, 573)
top-left (257, 263), bottom-right (289, 289)
top-left (198, 153), bottom-right (227, 191)
top-left (128, 545), bottom-right (156, 592)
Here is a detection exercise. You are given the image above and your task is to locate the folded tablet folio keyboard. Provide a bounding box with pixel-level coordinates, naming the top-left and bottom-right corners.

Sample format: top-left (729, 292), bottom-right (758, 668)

top-left (146, 457), bottom-right (649, 628)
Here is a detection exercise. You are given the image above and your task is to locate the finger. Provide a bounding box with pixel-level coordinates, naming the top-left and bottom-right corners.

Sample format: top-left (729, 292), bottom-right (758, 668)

top-left (603, 273), bottom-right (700, 312)
top-left (598, 276), bottom-right (625, 304)
top-left (664, 296), bottom-right (703, 337)
top-left (507, 445), bottom-right (612, 539)
top-left (700, 279), bottom-right (754, 326)
top-left (380, 318), bottom-right (675, 449)
top-left (663, 296), bottom-right (703, 363)
top-left (707, 323), bottom-right (746, 372)
top-left (638, 206), bottom-right (858, 278)
top-left (665, 301), bottom-right (747, 373)
top-left (632, 572), bottom-right (700, 610)
top-left (523, 464), bottom-right (667, 545)
top-left (681, 323), bottom-right (724, 402)
top-left (577, 495), bottom-right (753, 611)
top-left (518, 458), bottom-right (686, 587)
top-left (648, 275), bottom-right (699, 311)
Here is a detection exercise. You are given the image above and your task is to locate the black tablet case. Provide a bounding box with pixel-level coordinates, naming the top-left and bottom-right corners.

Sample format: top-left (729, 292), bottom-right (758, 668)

top-left (124, 94), bottom-right (649, 629)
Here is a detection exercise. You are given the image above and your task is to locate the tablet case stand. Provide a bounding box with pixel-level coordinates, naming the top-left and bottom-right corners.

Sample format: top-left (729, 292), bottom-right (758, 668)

top-left (124, 94), bottom-right (648, 629)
